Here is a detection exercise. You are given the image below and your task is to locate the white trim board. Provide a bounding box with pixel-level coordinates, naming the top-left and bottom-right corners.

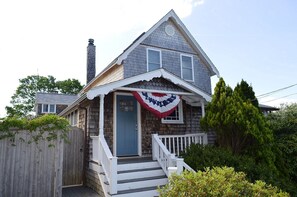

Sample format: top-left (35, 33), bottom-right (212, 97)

top-left (87, 69), bottom-right (212, 102)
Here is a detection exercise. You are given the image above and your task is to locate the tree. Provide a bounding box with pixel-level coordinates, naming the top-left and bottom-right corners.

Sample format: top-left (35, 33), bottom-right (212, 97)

top-left (268, 103), bottom-right (297, 136)
top-left (6, 75), bottom-right (83, 117)
top-left (234, 79), bottom-right (259, 109)
top-left (56, 79), bottom-right (83, 94)
top-left (267, 104), bottom-right (297, 194)
top-left (200, 78), bottom-right (273, 154)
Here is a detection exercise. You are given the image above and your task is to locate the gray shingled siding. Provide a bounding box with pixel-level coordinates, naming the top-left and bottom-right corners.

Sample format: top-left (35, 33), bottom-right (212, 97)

top-left (193, 56), bottom-right (212, 94)
top-left (142, 20), bottom-right (195, 53)
top-left (123, 20), bottom-right (212, 94)
top-left (125, 78), bottom-right (188, 92)
top-left (123, 45), bottom-right (147, 78)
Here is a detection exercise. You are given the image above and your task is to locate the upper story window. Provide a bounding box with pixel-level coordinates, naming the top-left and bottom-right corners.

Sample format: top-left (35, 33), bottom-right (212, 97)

top-left (162, 101), bottom-right (183, 124)
top-left (181, 54), bottom-right (194, 81)
top-left (147, 48), bottom-right (161, 72)
top-left (42, 104), bottom-right (56, 113)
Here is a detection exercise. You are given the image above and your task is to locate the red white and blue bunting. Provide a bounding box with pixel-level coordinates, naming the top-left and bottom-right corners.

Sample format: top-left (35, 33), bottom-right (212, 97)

top-left (132, 91), bottom-right (181, 118)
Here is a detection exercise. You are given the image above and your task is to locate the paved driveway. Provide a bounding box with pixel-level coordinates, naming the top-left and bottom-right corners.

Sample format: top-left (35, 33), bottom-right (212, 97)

top-left (62, 186), bottom-right (100, 197)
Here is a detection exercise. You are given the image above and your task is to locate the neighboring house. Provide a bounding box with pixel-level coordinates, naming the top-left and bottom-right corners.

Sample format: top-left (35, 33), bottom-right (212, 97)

top-left (35, 92), bottom-right (78, 117)
top-left (259, 103), bottom-right (279, 116)
top-left (59, 10), bottom-right (219, 197)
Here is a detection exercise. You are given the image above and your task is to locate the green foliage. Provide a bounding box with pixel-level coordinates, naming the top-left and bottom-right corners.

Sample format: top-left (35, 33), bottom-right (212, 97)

top-left (234, 79), bottom-right (259, 108)
top-left (267, 103), bottom-right (297, 136)
top-left (182, 144), bottom-right (296, 195)
top-left (56, 78), bottom-right (83, 94)
top-left (158, 167), bottom-right (288, 197)
top-left (201, 78), bottom-right (273, 155)
top-left (182, 144), bottom-right (277, 184)
top-left (0, 114), bottom-right (70, 146)
top-left (266, 103), bottom-right (297, 194)
top-left (5, 75), bottom-right (83, 117)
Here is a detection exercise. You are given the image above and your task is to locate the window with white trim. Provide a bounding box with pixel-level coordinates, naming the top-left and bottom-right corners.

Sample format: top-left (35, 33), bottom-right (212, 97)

top-left (68, 110), bottom-right (78, 126)
top-left (162, 101), bottom-right (183, 124)
top-left (181, 54), bottom-right (194, 81)
top-left (147, 48), bottom-right (161, 72)
top-left (42, 104), bottom-right (56, 113)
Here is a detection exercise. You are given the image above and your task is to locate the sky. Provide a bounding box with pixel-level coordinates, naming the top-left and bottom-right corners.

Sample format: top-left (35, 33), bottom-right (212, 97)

top-left (0, 0), bottom-right (296, 117)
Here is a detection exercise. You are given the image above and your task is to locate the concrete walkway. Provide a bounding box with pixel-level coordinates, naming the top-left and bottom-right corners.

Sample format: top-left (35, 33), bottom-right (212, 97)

top-left (62, 186), bottom-right (100, 197)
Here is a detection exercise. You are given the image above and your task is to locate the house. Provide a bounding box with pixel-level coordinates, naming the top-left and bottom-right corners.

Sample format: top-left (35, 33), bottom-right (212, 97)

top-left (60, 10), bottom-right (219, 197)
top-left (259, 103), bottom-right (279, 116)
top-left (35, 92), bottom-right (78, 117)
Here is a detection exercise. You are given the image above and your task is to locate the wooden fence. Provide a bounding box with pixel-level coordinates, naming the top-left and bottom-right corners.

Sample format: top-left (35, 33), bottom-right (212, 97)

top-left (0, 130), bottom-right (63, 197)
top-left (63, 127), bottom-right (84, 186)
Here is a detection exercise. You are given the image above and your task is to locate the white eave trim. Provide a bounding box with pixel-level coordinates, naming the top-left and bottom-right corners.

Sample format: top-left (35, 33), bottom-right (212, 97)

top-left (87, 69), bottom-right (212, 102)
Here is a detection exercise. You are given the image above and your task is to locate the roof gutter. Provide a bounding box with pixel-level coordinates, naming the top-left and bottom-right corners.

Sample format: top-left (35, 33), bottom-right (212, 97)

top-left (59, 93), bottom-right (87, 116)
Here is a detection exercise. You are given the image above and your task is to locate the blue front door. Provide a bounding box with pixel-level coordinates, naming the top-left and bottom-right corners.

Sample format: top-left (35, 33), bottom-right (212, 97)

top-left (116, 95), bottom-right (138, 156)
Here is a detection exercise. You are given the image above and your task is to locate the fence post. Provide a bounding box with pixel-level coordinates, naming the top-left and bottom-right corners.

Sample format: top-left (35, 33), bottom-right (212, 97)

top-left (168, 167), bottom-right (177, 177)
top-left (203, 133), bottom-right (208, 145)
top-left (54, 133), bottom-right (64, 197)
top-left (176, 158), bottom-right (184, 175)
top-left (152, 134), bottom-right (157, 160)
top-left (109, 157), bottom-right (118, 195)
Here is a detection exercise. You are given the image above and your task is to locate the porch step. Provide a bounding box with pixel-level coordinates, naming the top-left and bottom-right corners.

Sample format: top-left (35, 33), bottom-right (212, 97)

top-left (118, 167), bottom-right (164, 181)
top-left (117, 161), bottom-right (160, 171)
top-left (114, 159), bottom-right (167, 197)
top-left (112, 186), bottom-right (160, 197)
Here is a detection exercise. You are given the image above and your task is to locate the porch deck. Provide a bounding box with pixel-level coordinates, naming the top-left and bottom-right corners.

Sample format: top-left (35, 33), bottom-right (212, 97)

top-left (62, 186), bottom-right (99, 197)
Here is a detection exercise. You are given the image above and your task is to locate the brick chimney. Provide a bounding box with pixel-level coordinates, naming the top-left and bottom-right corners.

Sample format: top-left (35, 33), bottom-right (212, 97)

top-left (87, 38), bottom-right (96, 84)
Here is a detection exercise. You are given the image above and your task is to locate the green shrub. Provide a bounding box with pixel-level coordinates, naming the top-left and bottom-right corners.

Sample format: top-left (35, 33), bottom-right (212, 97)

top-left (182, 144), bottom-right (294, 195)
top-left (0, 114), bottom-right (70, 146)
top-left (158, 167), bottom-right (288, 197)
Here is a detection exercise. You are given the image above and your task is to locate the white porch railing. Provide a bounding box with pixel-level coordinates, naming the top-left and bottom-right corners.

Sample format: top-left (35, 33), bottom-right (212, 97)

top-left (158, 133), bottom-right (208, 157)
top-left (152, 133), bottom-right (207, 176)
top-left (152, 134), bottom-right (176, 176)
top-left (90, 135), bottom-right (117, 195)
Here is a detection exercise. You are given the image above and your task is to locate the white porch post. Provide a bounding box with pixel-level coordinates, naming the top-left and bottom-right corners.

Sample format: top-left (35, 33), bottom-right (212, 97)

top-left (200, 100), bottom-right (205, 117)
top-left (99, 94), bottom-right (105, 136)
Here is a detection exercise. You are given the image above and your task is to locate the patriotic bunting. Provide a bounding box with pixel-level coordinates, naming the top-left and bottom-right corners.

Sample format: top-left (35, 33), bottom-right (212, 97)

top-left (132, 91), bottom-right (180, 118)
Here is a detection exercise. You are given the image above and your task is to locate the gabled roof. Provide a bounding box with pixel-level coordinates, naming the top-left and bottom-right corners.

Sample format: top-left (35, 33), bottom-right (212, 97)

top-left (87, 68), bottom-right (212, 102)
top-left (115, 9), bottom-right (220, 77)
top-left (259, 103), bottom-right (279, 111)
top-left (35, 92), bottom-right (78, 105)
top-left (81, 9), bottom-right (220, 94)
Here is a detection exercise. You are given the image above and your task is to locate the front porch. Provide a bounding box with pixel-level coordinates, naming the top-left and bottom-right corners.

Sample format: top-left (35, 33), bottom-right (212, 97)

top-left (89, 132), bottom-right (207, 196)
top-left (85, 70), bottom-right (212, 196)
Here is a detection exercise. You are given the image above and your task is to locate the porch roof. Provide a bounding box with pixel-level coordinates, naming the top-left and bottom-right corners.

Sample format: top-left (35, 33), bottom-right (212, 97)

top-left (87, 69), bottom-right (212, 105)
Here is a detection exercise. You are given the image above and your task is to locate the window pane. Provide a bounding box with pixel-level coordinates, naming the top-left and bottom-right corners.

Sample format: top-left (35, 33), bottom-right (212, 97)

top-left (148, 63), bottom-right (160, 72)
top-left (182, 56), bottom-right (192, 68)
top-left (164, 105), bottom-right (179, 120)
top-left (148, 49), bottom-right (161, 71)
top-left (74, 111), bottom-right (77, 125)
top-left (182, 68), bottom-right (193, 81)
top-left (181, 55), bottom-right (193, 81)
top-left (49, 104), bottom-right (55, 113)
top-left (43, 104), bottom-right (48, 112)
top-left (148, 50), bottom-right (160, 64)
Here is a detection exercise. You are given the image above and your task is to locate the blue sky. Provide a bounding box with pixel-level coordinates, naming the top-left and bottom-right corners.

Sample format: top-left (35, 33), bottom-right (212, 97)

top-left (0, 0), bottom-right (296, 117)
top-left (185, 0), bottom-right (297, 105)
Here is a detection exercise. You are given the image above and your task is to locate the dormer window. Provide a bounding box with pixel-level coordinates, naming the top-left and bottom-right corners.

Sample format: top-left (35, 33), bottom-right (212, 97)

top-left (147, 48), bottom-right (161, 72)
top-left (42, 104), bottom-right (56, 113)
top-left (181, 54), bottom-right (194, 81)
